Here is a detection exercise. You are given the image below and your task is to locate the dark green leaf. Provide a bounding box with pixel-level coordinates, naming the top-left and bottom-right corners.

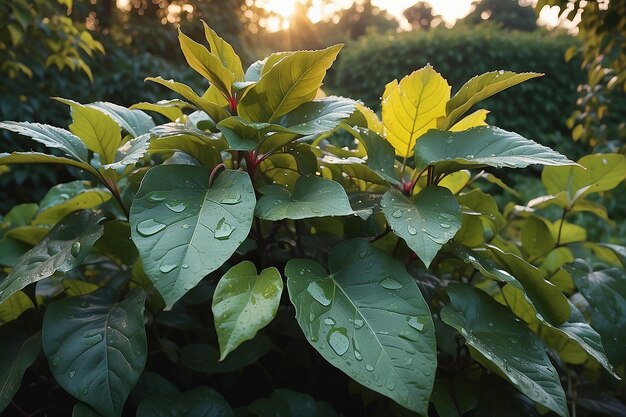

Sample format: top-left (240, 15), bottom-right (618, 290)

top-left (130, 166), bottom-right (255, 308)
top-left (180, 336), bottom-right (272, 374)
top-left (42, 288), bottom-right (147, 417)
top-left (249, 389), bottom-right (339, 417)
top-left (286, 240), bottom-right (436, 414)
top-left (381, 187), bottom-right (461, 267)
top-left (0, 152), bottom-right (99, 177)
top-left (414, 126), bottom-right (575, 175)
top-left (441, 284), bottom-right (569, 417)
top-left (277, 96), bottom-right (356, 135)
top-left (0, 210), bottom-right (104, 304)
top-left (255, 175), bottom-right (354, 221)
top-left (0, 325), bottom-right (40, 413)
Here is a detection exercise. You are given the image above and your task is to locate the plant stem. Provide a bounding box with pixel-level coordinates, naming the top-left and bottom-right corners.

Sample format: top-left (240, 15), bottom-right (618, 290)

top-left (556, 208), bottom-right (568, 246)
top-left (100, 174), bottom-right (129, 219)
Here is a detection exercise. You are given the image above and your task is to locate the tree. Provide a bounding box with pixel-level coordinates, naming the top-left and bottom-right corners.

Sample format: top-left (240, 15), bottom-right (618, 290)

top-left (536, 0), bottom-right (626, 146)
top-left (333, 0), bottom-right (399, 40)
top-left (464, 0), bottom-right (538, 31)
top-left (403, 1), bottom-right (442, 31)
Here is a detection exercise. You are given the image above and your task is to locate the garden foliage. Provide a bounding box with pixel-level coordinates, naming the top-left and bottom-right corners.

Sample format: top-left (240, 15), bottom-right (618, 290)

top-left (0, 23), bottom-right (625, 417)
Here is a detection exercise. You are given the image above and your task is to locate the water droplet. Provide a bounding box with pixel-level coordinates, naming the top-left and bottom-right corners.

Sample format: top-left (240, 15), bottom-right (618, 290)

top-left (220, 193), bottom-right (241, 205)
top-left (306, 281), bottom-right (332, 306)
top-left (353, 319), bottom-right (364, 329)
top-left (323, 318), bottom-right (335, 325)
top-left (52, 357), bottom-right (60, 367)
top-left (380, 278), bottom-right (403, 290)
top-left (166, 200), bottom-right (186, 213)
top-left (466, 154), bottom-right (474, 159)
top-left (498, 69), bottom-right (505, 74)
top-left (392, 209), bottom-right (403, 218)
top-left (146, 191), bottom-right (167, 202)
top-left (182, 224), bottom-right (190, 229)
top-left (81, 387), bottom-right (89, 396)
top-left (69, 371), bottom-right (76, 378)
top-left (446, 138), bottom-right (453, 144)
top-left (182, 264), bottom-right (189, 269)
top-left (602, 158), bottom-right (608, 165)
top-left (299, 270), bottom-right (305, 275)
top-left (366, 364), bottom-right (375, 372)
top-left (214, 217), bottom-right (235, 240)
top-left (70, 241), bottom-right (81, 257)
top-left (359, 249), bottom-right (367, 258)
top-left (354, 349), bottom-right (363, 361)
top-left (386, 377), bottom-right (396, 390)
top-left (440, 223), bottom-right (450, 229)
top-left (407, 317), bottom-right (424, 332)
top-left (159, 263), bottom-right (177, 273)
top-left (79, 301), bottom-right (89, 308)
top-left (136, 219), bottom-right (166, 236)
top-left (407, 225), bottom-right (417, 235)
top-left (327, 328), bottom-right (350, 356)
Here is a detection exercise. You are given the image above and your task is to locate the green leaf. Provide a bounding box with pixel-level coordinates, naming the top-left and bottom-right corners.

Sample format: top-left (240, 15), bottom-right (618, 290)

top-left (345, 126), bottom-right (399, 185)
top-left (178, 29), bottom-right (235, 99)
top-left (86, 102), bottom-right (154, 138)
top-left (442, 71), bottom-right (542, 130)
top-left (277, 96), bottom-right (355, 135)
top-left (441, 284), bottom-right (569, 417)
top-left (42, 288), bottom-right (147, 417)
top-left (0, 238), bottom-right (31, 266)
top-left (238, 45), bottom-right (342, 122)
top-left (180, 336), bottom-right (272, 374)
top-left (0, 210), bottom-right (104, 304)
top-left (521, 216), bottom-right (556, 260)
top-left (136, 387), bottom-right (233, 417)
top-left (0, 121), bottom-right (88, 161)
top-left (0, 152), bottom-right (99, 177)
top-left (542, 153), bottom-right (626, 201)
top-left (130, 100), bottom-right (189, 123)
top-left (0, 325), bottom-right (41, 413)
top-left (212, 261), bottom-right (283, 360)
top-left (55, 98), bottom-right (122, 165)
top-left (202, 21), bottom-right (244, 81)
top-left (130, 166), bottom-right (255, 308)
top-left (286, 240), bottom-right (436, 414)
top-left (73, 403), bottom-right (104, 417)
top-left (146, 77), bottom-right (230, 123)
top-left (255, 175), bottom-right (354, 221)
top-left (102, 133), bottom-right (151, 172)
top-left (33, 182), bottom-right (111, 225)
top-left (249, 389), bottom-right (339, 417)
top-left (216, 117), bottom-right (295, 151)
top-left (568, 261), bottom-right (626, 368)
top-left (381, 187), bottom-right (461, 267)
top-left (414, 126), bottom-right (576, 175)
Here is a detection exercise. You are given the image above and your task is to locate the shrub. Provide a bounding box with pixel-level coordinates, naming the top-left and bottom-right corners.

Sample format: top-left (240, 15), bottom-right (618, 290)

top-left (0, 23), bottom-right (624, 417)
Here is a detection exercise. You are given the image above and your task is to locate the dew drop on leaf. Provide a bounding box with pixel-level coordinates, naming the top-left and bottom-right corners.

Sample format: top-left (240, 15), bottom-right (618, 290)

top-left (365, 364), bottom-right (374, 372)
top-left (380, 277), bottom-right (403, 290)
top-left (306, 281), bottom-right (332, 306)
top-left (220, 193), bottom-right (242, 205)
top-left (214, 217), bottom-right (235, 240)
top-left (165, 200), bottom-right (186, 213)
top-left (407, 225), bottom-right (418, 235)
top-left (327, 327), bottom-right (349, 356)
top-left (392, 209), bottom-right (403, 218)
top-left (353, 318), bottom-right (364, 329)
top-left (159, 263), bottom-right (177, 273)
top-left (52, 357), bottom-right (60, 367)
top-left (407, 317), bottom-right (424, 332)
top-left (323, 318), bottom-right (336, 325)
top-left (70, 241), bottom-right (81, 257)
top-left (440, 223), bottom-right (451, 229)
top-left (146, 191), bottom-right (167, 202)
top-left (137, 219), bottom-right (166, 236)
top-left (69, 371), bottom-right (76, 378)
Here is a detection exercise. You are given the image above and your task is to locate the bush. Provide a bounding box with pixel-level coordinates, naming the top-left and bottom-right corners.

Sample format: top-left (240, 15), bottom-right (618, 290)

top-left (0, 24), bottom-right (625, 417)
top-left (333, 24), bottom-right (583, 155)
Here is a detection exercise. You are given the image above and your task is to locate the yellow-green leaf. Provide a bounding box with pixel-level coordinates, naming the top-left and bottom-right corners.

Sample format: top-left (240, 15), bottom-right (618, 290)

top-left (382, 65), bottom-right (450, 157)
top-left (178, 29), bottom-right (235, 99)
top-left (355, 103), bottom-right (383, 134)
top-left (0, 291), bottom-right (34, 325)
top-left (238, 45), bottom-right (343, 122)
top-left (449, 109), bottom-right (489, 132)
top-left (54, 98), bottom-right (122, 165)
top-left (202, 21), bottom-right (244, 81)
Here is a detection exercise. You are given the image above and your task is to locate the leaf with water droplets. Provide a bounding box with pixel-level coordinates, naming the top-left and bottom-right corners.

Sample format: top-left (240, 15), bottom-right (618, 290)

top-left (381, 187), bottom-right (461, 267)
top-left (42, 288), bottom-right (147, 417)
top-left (255, 175), bottom-right (354, 221)
top-left (212, 261), bottom-right (283, 360)
top-left (129, 166), bottom-right (256, 308)
top-left (286, 239), bottom-right (436, 414)
top-left (0, 322), bottom-right (41, 413)
top-left (0, 210), bottom-right (104, 305)
top-left (441, 284), bottom-right (569, 417)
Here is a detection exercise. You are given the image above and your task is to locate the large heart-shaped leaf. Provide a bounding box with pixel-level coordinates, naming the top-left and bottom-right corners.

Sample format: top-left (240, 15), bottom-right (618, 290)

top-left (55, 98), bottom-right (122, 165)
top-left (414, 126), bottom-right (575, 174)
top-left (0, 324), bottom-right (40, 413)
top-left (441, 284), bottom-right (569, 417)
top-left (129, 166), bottom-right (255, 308)
top-left (249, 389), bottom-right (339, 417)
top-left (0, 210), bottom-right (104, 304)
top-left (0, 121), bottom-right (87, 161)
top-left (381, 187), bottom-right (461, 267)
top-left (286, 240), bottom-right (436, 414)
top-left (238, 45), bottom-right (342, 122)
top-left (255, 175), bottom-right (354, 221)
top-left (136, 387), bottom-right (233, 417)
top-left (42, 288), bottom-right (147, 417)
top-left (442, 71), bottom-right (541, 130)
top-left (381, 65), bottom-right (450, 157)
top-left (212, 261), bottom-right (283, 360)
